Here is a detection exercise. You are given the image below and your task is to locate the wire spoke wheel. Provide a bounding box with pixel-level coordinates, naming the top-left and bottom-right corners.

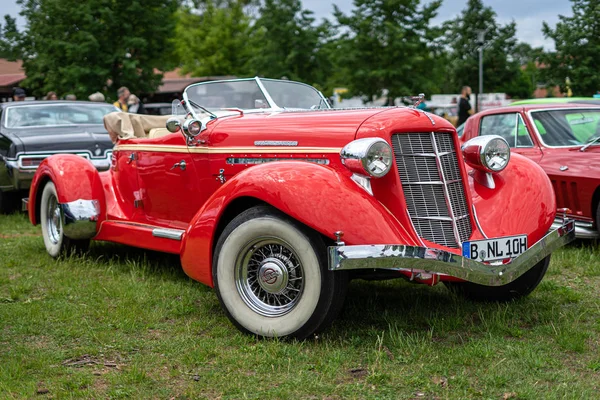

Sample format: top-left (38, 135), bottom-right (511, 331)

top-left (235, 237), bottom-right (304, 317)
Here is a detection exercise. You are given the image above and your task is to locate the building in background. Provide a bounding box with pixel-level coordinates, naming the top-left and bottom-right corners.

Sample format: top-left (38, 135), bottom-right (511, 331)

top-left (0, 59), bottom-right (27, 102)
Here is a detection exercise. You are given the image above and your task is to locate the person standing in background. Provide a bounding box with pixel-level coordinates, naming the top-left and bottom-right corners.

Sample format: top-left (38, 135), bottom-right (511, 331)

top-left (13, 88), bottom-right (26, 101)
top-left (457, 86), bottom-right (473, 127)
top-left (45, 91), bottom-right (58, 100)
top-left (113, 87), bottom-right (130, 111)
top-left (88, 92), bottom-right (106, 102)
top-left (127, 94), bottom-right (146, 114)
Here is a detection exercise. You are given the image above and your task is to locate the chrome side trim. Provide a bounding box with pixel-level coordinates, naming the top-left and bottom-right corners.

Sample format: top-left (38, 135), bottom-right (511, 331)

top-left (471, 204), bottom-right (488, 239)
top-left (551, 217), bottom-right (598, 239)
top-left (328, 219), bottom-right (575, 286)
top-left (60, 199), bottom-right (100, 239)
top-left (152, 228), bottom-right (185, 241)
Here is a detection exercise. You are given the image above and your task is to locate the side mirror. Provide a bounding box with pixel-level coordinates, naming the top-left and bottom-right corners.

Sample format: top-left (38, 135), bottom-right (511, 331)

top-left (166, 117), bottom-right (181, 133)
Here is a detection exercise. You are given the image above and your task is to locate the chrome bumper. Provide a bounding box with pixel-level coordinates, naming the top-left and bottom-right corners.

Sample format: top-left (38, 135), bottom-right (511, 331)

top-left (328, 219), bottom-right (575, 286)
top-left (551, 217), bottom-right (597, 239)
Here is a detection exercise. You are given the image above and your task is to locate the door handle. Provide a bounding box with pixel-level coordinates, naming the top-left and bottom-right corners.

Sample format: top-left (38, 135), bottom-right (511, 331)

top-left (170, 160), bottom-right (186, 171)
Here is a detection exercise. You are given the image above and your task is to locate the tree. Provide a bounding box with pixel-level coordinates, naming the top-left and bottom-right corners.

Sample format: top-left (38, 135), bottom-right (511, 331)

top-left (333, 0), bottom-right (443, 104)
top-left (0, 15), bottom-right (21, 60)
top-left (443, 0), bottom-right (528, 98)
top-left (543, 0), bottom-right (600, 96)
top-left (248, 0), bottom-right (332, 87)
top-left (15, 0), bottom-right (179, 100)
top-left (175, 0), bottom-right (254, 77)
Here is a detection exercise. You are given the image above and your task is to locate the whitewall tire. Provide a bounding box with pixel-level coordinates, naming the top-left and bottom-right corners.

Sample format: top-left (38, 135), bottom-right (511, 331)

top-left (40, 181), bottom-right (89, 258)
top-left (213, 206), bottom-right (348, 339)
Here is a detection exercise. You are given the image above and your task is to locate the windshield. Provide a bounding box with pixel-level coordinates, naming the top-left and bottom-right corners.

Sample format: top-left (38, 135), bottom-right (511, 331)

top-left (531, 109), bottom-right (600, 146)
top-left (261, 80), bottom-right (328, 109)
top-left (184, 77), bottom-right (329, 114)
top-left (4, 103), bottom-right (118, 129)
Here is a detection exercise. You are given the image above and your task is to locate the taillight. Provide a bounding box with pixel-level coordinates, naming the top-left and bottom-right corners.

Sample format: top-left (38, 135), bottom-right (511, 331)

top-left (20, 157), bottom-right (45, 168)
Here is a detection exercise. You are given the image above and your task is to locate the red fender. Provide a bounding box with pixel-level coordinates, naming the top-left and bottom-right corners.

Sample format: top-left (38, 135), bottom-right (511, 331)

top-left (180, 162), bottom-right (421, 286)
top-left (28, 155), bottom-right (105, 226)
top-left (469, 153), bottom-right (556, 246)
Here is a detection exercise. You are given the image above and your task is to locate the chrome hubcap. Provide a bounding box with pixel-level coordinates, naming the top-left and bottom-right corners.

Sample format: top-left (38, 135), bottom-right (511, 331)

top-left (235, 238), bottom-right (304, 317)
top-left (46, 194), bottom-right (62, 245)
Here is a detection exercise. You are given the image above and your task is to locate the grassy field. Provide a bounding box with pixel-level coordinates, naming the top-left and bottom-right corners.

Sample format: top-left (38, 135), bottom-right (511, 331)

top-left (1, 213), bottom-right (599, 399)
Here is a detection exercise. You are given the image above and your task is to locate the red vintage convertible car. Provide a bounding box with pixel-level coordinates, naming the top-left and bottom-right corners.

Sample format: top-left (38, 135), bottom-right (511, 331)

top-left (460, 104), bottom-right (600, 239)
top-left (27, 78), bottom-right (574, 339)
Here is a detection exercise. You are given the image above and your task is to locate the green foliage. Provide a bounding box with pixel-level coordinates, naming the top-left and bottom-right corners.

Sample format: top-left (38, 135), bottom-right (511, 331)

top-left (175, 0), bottom-right (254, 77)
top-left (333, 0), bottom-right (443, 104)
top-left (248, 0), bottom-right (332, 88)
top-left (15, 0), bottom-right (179, 100)
top-left (543, 0), bottom-right (600, 96)
top-left (442, 0), bottom-right (529, 98)
top-left (0, 15), bottom-right (21, 60)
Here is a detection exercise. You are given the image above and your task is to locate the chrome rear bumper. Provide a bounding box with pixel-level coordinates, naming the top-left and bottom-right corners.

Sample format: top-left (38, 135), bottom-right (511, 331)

top-left (328, 219), bottom-right (575, 286)
top-left (551, 217), bottom-right (597, 239)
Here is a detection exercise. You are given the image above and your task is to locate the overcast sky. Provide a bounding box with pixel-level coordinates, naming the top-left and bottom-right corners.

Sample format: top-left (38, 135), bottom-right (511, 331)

top-left (2, 0), bottom-right (572, 50)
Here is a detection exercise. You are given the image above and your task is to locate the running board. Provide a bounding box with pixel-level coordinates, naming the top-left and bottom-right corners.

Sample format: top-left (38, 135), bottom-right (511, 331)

top-left (152, 228), bottom-right (185, 241)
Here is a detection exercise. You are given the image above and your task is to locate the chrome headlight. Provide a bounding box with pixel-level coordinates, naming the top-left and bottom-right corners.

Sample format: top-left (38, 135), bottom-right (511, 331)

top-left (462, 135), bottom-right (510, 173)
top-left (341, 138), bottom-right (393, 178)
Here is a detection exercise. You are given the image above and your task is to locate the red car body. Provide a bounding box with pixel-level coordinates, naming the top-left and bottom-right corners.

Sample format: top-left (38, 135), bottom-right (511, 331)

top-left (26, 78), bottom-right (574, 338)
top-left (460, 104), bottom-right (600, 238)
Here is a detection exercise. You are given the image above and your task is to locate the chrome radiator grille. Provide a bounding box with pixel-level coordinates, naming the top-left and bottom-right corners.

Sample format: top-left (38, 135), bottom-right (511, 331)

top-left (392, 132), bottom-right (472, 248)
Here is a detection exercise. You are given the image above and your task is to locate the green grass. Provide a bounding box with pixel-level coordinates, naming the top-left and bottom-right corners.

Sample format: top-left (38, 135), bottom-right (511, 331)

top-left (1, 213), bottom-right (600, 399)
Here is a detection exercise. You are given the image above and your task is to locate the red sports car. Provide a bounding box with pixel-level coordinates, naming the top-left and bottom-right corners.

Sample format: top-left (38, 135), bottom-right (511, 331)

top-left (26, 78), bottom-right (574, 338)
top-left (460, 104), bottom-right (600, 239)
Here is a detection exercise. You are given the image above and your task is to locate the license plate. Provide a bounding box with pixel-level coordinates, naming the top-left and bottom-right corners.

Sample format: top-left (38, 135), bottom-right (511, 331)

top-left (462, 235), bottom-right (527, 262)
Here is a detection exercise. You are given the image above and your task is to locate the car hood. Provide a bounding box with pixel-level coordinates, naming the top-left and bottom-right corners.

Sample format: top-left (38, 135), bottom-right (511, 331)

top-left (5, 125), bottom-right (113, 154)
top-left (206, 108), bottom-right (394, 148)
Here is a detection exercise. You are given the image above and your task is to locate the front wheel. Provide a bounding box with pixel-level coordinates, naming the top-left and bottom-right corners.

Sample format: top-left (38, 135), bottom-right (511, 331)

top-left (444, 256), bottom-right (551, 302)
top-left (40, 181), bottom-right (90, 258)
top-left (213, 205), bottom-right (348, 339)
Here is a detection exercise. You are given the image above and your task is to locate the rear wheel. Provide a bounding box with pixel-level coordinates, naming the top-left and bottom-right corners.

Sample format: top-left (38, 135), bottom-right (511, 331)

top-left (213, 205), bottom-right (348, 339)
top-left (445, 256), bottom-right (551, 302)
top-left (40, 181), bottom-right (89, 257)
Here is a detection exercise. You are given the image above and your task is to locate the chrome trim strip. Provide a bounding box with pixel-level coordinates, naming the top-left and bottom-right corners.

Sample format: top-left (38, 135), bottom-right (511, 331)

top-left (60, 199), bottom-right (100, 239)
top-left (471, 204), bottom-right (488, 239)
top-left (226, 157), bottom-right (329, 165)
top-left (152, 228), bottom-right (185, 241)
top-left (254, 141), bottom-right (298, 146)
top-left (329, 219), bottom-right (575, 286)
top-left (551, 217), bottom-right (598, 239)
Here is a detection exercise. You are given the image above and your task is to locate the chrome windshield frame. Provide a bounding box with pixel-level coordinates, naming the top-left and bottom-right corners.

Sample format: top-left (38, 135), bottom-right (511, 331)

top-left (182, 76), bottom-right (331, 121)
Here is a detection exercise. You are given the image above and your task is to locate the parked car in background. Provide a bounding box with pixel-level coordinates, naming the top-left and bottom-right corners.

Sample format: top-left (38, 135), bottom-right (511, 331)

top-left (0, 101), bottom-right (118, 212)
top-left (460, 103), bottom-right (600, 238)
top-left (144, 103), bottom-right (174, 116)
top-left (27, 77), bottom-right (574, 339)
top-left (511, 97), bottom-right (600, 106)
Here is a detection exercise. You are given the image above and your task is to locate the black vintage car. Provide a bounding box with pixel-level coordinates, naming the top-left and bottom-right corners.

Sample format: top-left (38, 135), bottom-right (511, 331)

top-left (0, 101), bottom-right (118, 212)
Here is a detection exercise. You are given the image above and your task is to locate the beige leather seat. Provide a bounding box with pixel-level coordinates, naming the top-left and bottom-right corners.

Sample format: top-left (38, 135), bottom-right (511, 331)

top-left (148, 128), bottom-right (172, 139)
